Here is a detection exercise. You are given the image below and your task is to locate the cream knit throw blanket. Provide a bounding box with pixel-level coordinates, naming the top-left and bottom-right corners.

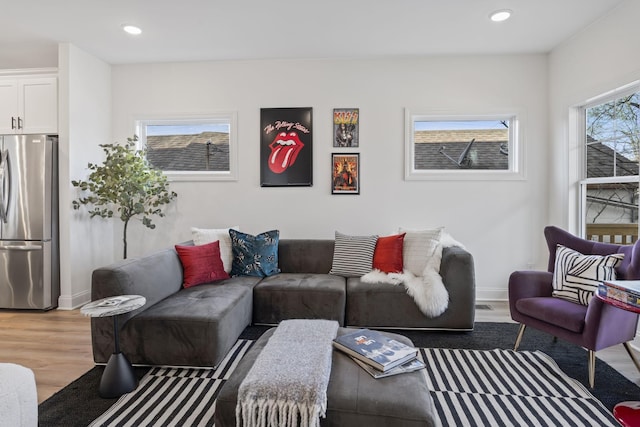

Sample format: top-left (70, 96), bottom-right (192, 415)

top-left (236, 319), bottom-right (339, 427)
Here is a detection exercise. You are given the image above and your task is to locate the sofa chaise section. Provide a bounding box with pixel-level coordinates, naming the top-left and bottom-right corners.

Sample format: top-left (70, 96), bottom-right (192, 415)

top-left (90, 247), bottom-right (261, 367)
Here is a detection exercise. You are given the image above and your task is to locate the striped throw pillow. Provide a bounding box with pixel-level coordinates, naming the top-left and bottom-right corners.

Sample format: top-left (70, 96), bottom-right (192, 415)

top-left (330, 231), bottom-right (378, 277)
top-left (552, 244), bottom-right (624, 306)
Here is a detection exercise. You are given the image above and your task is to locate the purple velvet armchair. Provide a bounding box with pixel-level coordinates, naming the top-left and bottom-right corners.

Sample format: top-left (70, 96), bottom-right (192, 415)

top-left (509, 225), bottom-right (640, 388)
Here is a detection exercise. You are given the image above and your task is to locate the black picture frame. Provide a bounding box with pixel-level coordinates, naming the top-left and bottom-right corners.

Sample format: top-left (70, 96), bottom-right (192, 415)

top-left (260, 107), bottom-right (313, 187)
top-left (333, 108), bottom-right (359, 147)
top-left (331, 153), bottom-right (360, 195)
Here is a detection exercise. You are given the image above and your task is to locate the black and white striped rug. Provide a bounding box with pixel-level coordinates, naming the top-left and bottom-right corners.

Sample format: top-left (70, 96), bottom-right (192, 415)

top-left (90, 342), bottom-right (618, 427)
top-left (422, 348), bottom-right (618, 426)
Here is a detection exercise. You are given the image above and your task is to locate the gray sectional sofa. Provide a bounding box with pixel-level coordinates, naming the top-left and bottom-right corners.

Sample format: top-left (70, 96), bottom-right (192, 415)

top-left (90, 239), bottom-right (475, 367)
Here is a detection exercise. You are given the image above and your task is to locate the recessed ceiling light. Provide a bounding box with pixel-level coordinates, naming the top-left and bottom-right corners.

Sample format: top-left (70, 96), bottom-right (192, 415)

top-left (122, 24), bottom-right (142, 35)
top-left (489, 9), bottom-right (512, 22)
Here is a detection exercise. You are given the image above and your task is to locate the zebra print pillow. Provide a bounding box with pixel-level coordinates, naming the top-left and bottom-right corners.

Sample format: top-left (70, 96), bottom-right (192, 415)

top-left (552, 244), bottom-right (624, 305)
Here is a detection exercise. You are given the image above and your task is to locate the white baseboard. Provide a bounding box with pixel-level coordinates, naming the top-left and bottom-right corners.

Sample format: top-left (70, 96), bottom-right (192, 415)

top-left (57, 289), bottom-right (92, 310)
top-left (476, 288), bottom-right (508, 302)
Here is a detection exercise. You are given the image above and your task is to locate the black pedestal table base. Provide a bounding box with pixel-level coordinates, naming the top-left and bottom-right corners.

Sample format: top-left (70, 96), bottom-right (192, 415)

top-left (99, 352), bottom-right (138, 398)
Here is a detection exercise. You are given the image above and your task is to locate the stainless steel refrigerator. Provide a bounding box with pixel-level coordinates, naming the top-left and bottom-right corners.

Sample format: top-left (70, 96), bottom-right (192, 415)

top-left (0, 135), bottom-right (59, 310)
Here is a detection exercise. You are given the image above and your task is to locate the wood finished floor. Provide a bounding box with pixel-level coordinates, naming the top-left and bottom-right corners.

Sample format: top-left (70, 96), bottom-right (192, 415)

top-left (0, 308), bottom-right (93, 404)
top-left (0, 301), bottom-right (638, 404)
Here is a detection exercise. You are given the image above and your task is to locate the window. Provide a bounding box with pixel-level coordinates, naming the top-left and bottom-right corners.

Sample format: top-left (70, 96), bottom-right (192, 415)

top-left (579, 85), bottom-right (640, 243)
top-left (136, 113), bottom-right (238, 181)
top-left (404, 110), bottom-right (522, 180)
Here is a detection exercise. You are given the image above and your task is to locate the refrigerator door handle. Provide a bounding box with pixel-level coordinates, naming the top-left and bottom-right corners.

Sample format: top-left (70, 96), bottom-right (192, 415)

top-left (0, 149), bottom-right (7, 223)
top-left (0, 244), bottom-right (42, 251)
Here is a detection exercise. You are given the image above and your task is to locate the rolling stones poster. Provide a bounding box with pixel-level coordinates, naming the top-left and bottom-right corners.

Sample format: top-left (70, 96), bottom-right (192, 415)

top-left (332, 153), bottom-right (359, 195)
top-left (260, 107), bottom-right (313, 187)
top-left (333, 108), bottom-right (359, 147)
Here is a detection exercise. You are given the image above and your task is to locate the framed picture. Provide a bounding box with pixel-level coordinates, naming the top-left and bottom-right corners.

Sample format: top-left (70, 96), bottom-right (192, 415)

top-left (331, 153), bottom-right (360, 194)
top-left (333, 108), bottom-right (359, 147)
top-left (260, 107), bottom-right (313, 187)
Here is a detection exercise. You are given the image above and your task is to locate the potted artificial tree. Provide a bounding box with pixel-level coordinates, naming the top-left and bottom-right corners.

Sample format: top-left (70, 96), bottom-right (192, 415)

top-left (72, 135), bottom-right (177, 259)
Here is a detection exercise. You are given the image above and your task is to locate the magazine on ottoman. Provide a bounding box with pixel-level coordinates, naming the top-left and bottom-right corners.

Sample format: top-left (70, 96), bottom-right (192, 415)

top-left (333, 328), bottom-right (418, 372)
top-left (351, 356), bottom-right (426, 378)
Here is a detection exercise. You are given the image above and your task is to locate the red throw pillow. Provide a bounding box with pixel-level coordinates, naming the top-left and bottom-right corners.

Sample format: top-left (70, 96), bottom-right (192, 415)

top-left (175, 241), bottom-right (230, 288)
top-left (373, 233), bottom-right (406, 273)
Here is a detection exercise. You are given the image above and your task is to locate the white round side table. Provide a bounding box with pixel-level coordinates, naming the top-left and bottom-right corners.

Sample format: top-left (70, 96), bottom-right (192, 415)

top-left (81, 295), bottom-right (146, 398)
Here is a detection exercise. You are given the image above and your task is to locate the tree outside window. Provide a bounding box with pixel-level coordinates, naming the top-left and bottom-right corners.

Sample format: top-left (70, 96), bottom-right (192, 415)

top-left (582, 90), bottom-right (640, 243)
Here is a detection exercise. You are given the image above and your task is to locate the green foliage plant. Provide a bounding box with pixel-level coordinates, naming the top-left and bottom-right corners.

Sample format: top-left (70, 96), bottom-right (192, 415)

top-left (72, 135), bottom-right (177, 259)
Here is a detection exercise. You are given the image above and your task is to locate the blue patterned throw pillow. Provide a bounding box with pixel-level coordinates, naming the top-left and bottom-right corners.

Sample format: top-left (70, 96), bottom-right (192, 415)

top-left (229, 229), bottom-right (281, 277)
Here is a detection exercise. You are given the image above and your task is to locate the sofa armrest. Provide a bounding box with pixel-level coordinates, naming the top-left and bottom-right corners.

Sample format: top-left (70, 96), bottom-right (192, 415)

top-left (91, 247), bottom-right (184, 305)
top-left (440, 246), bottom-right (476, 324)
top-left (91, 247), bottom-right (184, 329)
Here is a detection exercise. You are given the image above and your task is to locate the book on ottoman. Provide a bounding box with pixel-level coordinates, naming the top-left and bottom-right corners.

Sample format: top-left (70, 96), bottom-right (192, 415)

top-left (351, 356), bottom-right (426, 378)
top-left (597, 281), bottom-right (640, 311)
top-left (333, 328), bottom-right (418, 372)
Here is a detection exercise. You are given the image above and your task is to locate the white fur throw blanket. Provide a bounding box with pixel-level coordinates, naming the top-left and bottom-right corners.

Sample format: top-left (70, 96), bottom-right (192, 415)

top-left (361, 234), bottom-right (465, 318)
top-left (236, 319), bottom-right (339, 427)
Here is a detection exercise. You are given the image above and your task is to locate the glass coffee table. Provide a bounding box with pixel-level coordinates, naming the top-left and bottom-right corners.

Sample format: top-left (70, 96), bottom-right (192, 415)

top-left (81, 295), bottom-right (146, 398)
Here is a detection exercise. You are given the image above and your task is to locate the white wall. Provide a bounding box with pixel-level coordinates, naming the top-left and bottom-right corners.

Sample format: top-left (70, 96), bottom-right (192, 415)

top-left (111, 54), bottom-right (549, 300)
top-left (50, 0), bottom-right (640, 307)
top-left (58, 44), bottom-right (113, 308)
top-left (548, 0), bottom-right (640, 233)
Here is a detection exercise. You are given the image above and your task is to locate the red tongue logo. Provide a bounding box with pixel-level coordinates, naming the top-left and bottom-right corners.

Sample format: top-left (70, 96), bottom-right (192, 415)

top-left (268, 131), bottom-right (304, 174)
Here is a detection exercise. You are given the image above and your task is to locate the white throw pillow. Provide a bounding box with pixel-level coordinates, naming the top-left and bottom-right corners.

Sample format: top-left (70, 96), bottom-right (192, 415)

top-left (552, 244), bottom-right (624, 306)
top-left (399, 227), bottom-right (443, 276)
top-left (190, 226), bottom-right (239, 274)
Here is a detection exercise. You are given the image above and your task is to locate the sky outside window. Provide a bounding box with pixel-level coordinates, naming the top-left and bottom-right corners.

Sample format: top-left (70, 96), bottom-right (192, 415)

top-left (414, 120), bottom-right (508, 131)
top-left (146, 124), bottom-right (230, 136)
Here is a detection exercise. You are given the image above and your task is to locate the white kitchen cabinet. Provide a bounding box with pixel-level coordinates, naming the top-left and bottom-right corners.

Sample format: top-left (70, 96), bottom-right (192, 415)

top-left (0, 80), bottom-right (17, 134)
top-left (0, 76), bottom-right (57, 134)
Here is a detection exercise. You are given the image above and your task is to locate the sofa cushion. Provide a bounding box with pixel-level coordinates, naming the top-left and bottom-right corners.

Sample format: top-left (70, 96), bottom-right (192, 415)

top-left (515, 296), bottom-right (587, 333)
top-left (230, 229), bottom-right (281, 277)
top-left (552, 244), bottom-right (624, 305)
top-left (191, 226), bottom-right (239, 273)
top-left (278, 240), bottom-right (335, 274)
top-left (329, 231), bottom-right (378, 277)
top-left (175, 241), bottom-right (229, 288)
top-left (346, 277), bottom-right (448, 328)
top-left (253, 273), bottom-right (346, 325)
top-left (372, 233), bottom-right (405, 273)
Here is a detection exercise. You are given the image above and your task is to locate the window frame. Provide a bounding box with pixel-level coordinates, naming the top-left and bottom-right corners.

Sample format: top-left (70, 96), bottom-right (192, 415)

top-left (578, 82), bottom-right (640, 238)
top-left (404, 109), bottom-right (524, 181)
top-left (135, 112), bottom-right (238, 182)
